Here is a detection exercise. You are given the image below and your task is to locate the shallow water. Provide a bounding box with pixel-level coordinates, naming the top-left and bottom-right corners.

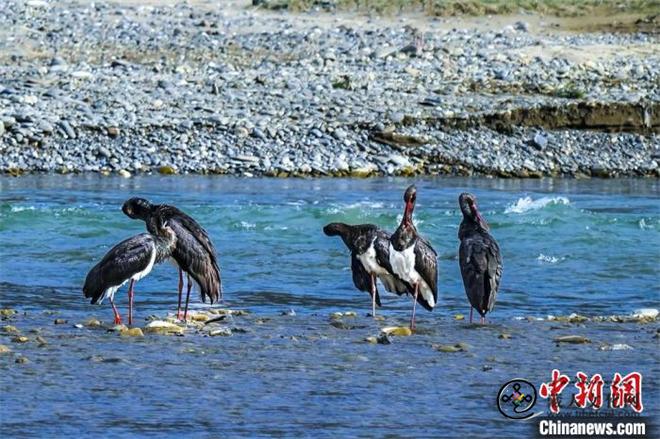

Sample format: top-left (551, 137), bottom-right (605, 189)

top-left (0, 176), bottom-right (658, 437)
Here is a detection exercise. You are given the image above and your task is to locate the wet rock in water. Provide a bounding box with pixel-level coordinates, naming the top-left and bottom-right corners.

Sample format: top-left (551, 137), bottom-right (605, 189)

top-left (1, 325), bottom-right (20, 334)
top-left (343, 311), bottom-right (357, 318)
top-left (107, 324), bottom-right (128, 332)
top-left (11, 336), bottom-right (29, 343)
top-left (15, 356), bottom-right (30, 364)
top-left (191, 313), bottom-right (210, 322)
top-left (209, 327), bottom-right (232, 337)
top-left (482, 364), bottom-right (493, 371)
top-left (54, 318), bottom-right (68, 325)
top-left (118, 169), bottom-right (131, 178)
top-left (433, 343), bottom-right (468, 353)
top-left (84, 318), bottom-right (102, 328)
top-left (454, 314), bottom-right (465, 320)
top-left (554, 335), bottom-right (591, 344)
top-left (0, 309), bottom-right (17, 317)
top-left (74, 324), bottom-right (84, 329)
top-left (330, 312), bottom-right (343, 320)
top-left (35, 336), bottom-right (48, 346)
top-left (208, 309), bottom-right (249, 316)
top-left (381, 326), bottom-right (412, 337)
top-left (365, 336), bottom-right (378, 344)
top-left (280, 309), bottom-right (296, 316)
top-left (158, 165), bottom-right (177, 175)
top-left (330, 320), bottom-right (361, 330)
top-left (0, 345), bottom-right (11, 354)
top-left (599, 343), bottom-right (633, 351)
top-left (120, 327), bottom-right (144, 337)
top-left (377, 334), bottom-right (392, 345)
top-left (499, 333), bottom-right (512, 339)
top-left (144, 320), bottom-right (184, 335)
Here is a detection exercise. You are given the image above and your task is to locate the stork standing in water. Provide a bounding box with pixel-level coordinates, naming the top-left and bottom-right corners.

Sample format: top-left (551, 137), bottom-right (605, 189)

top-left (122, 198), bottom-right (221, 321)
top-left (458, 193), bottom-right (502, 324)
top-left (389, 185), bottom-right (438, 330)
top-left (83, 215), bottom-right (176, 325)
top-left (323, 223), bottom-right (411, 317)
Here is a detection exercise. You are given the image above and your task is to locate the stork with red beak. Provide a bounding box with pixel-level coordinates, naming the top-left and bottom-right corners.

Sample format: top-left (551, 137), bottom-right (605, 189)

top-left (458, 192), bottom-right (503, 324)
top-left (389, 185), bottom-right (438, 330)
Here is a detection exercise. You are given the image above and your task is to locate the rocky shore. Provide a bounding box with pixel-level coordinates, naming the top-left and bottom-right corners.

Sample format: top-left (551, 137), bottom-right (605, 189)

top-left (0, 0), bottom-right (658, 178)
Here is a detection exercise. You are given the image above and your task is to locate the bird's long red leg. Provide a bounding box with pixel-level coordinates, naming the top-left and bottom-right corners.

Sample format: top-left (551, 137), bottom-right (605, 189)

top-left (410, 283), bottom-right (419, 330)
top-left (183, 274), bottom-right (192, 321)
top-left (128, 279), bottom-right (135, 326)
top-left (371, 274), bottom-right (377, 318)
top-left (177, 268), bottom-right (183, 320)
top-left (110, 297), bottom-right (122, 325)
top-left (469, 308), bottom-right (473, 324)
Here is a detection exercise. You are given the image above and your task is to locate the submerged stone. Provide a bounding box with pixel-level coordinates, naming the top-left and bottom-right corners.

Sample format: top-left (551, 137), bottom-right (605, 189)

top-left (11, 336), bottom-right (29, 343)
top-left (454, 314), bottom-right (465, 320)
top-left (1, 325), bottom-right (19, 334)
top-left (190, 313), bottom-right (210, 322)
top-left (554, 335), bottom-right (591, 344)
top-left (209, 327), bottom-right (232, 337)
top-left (15, 356), bottom-right (29, 364)
top-left (499, 333), bottom-right (512, 339)
top-left (53, 318), bottom-right (68, 325)
top-left (0, 309), bottom-right (17, 317)
top-left (365, 336), bottom-right (378, 344)
top-left (433, 344), bottom-right (466, 353)
top-left (144, 320), bottom-right (184, 335)
top-left (0, 345), bottom-right (11, 354)
top-left (84, 318), bottom-right (102, 328)
top-left (35, 336), bottom-right (48, 346)
top-left (120, 327), bottom-right (144, 337)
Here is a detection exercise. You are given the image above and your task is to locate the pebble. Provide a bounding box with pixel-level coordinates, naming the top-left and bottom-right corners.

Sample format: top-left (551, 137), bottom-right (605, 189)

top-left (15, 356), bottom-right (30, 364)
top-left (0, 345), bottom-right (11, 354)
top-left (209, 327), bottom-right (232, 337)
top-left (120, 327), bottom-right (144, 337)
top-left (381, 326), bottom-right (412, 337)
top-left (554, 335), bottom-right (591, 344)
top-left (1, 325), bottom-right (20, 334)
top-left (54, 318), bottom-right (67, 325)
top-left (12, 336), bottom-right (29, 343)
top-left (144, 320), bottom-right (184, 335)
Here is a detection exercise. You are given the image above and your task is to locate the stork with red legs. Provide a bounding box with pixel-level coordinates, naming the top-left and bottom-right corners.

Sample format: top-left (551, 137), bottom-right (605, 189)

top-left (83, 215), bottom-right (176, 325)
top-left (389, 185), bottom-right (438, 330)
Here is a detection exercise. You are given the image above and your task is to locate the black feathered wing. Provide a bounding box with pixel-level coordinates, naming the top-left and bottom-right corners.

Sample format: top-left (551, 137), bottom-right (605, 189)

top-left (151, 206), bottom-right (222, 303)
top-left (414, 237), bottom-right (438, 312)
top-left (351, 253), bottom-right (381, 307)
top-left (459, 233), bottom-right (502, 316)
top-left (83, 234), bottom-right (155, 305)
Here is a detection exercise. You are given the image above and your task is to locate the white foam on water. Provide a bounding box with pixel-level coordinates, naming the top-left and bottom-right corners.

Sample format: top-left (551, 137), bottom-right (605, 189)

top-left (537, 253), bottom-right (564, 264)
top-left (505, 196), bottom-right (569, 214)
top-left (10, 206), bottom-right (36, 212)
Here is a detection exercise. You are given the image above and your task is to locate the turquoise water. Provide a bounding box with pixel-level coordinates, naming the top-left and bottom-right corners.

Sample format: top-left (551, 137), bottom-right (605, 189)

top-left (0, 176), bottom-right (658, 437)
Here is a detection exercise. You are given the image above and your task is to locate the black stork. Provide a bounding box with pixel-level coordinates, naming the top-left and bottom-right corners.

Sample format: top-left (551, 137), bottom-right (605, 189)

top-left (389, 185), bottom-right (438, 330)
top-left (458, 192), bottom-right (502, 324)
top-left (323, 223), bottom-right (411, 316)
top-left (83, 215), bottom-right (176, 325)
top-left (122, 198), bottom-right (221, 321)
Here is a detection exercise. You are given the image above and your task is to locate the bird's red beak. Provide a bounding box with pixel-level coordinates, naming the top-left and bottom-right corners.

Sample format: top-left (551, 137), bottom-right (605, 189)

top-left (471, 203), bottom-right (489, 230)
top-left (403, 200), bottom-right (414, 225)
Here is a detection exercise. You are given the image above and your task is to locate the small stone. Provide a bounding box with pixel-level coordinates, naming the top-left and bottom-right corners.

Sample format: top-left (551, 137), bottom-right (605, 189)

top-left (533, 133), bottom-right (548, 150)
top-left (35, 336), bottom-right (48, 346)
top-left (499, 333), bottom-right (512, 339)
top-left (191, 313), bottom-right (210, 322)
top-left (381, 326), bottom-right (412, 337)
top-left (631, 308), bottom-right (658, 321)
top-left (54, 318), bottom-right (67, 325)
top-left (71, 71), bottom-right (94, 80)
top-left (107, 127), bottom-right (120, 137)
top-left (365, 336), bottom-right (378, 344)
top-left (433, 344), bottom-right (464, 353)
top-left (0, 309), bottom-right (17, 316)
top-left (15, 356), bottom-right (30, 364)
top-left (343, 311), bottom-right (357, 318)
top-left (482, 364), bottom-right (493, 371)
top-left (0, 345), bottom-right (11, 354)
top-left (118, 169), bottom-right (131, 178)
top-left (280, 309), bottom-right (296, 316)
top-left (158, 165), bottom-right (177, 175)
top-left (209, 327), bottom-right (232, 337)
top-left (144, 320), bottom-right (184, 335)
top-left (74, 324), bottom-right (84, 329)
top-left (554, 335), bottom-right (591, 344)
top-left (1, 325), bottom-right (19, 334)
top-left (454, 314), bottom-right (465, 321)
top-left (12, 336), bottom-right (29, 343)
top-left (84, 318), bottom-right (102, 328)
top-left (514, 21), bottom-right (529, 32)
top-left (120, 327), bottom-right (144, 337)
top-left (330, 312), bottom-right (343, 319)
top-left (376, 334), bottom-right (392, 345)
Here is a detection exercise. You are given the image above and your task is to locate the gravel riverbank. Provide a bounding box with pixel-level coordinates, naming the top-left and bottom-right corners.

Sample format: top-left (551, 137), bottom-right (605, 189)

top-left (0, 0), bottom-right (658, 177)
